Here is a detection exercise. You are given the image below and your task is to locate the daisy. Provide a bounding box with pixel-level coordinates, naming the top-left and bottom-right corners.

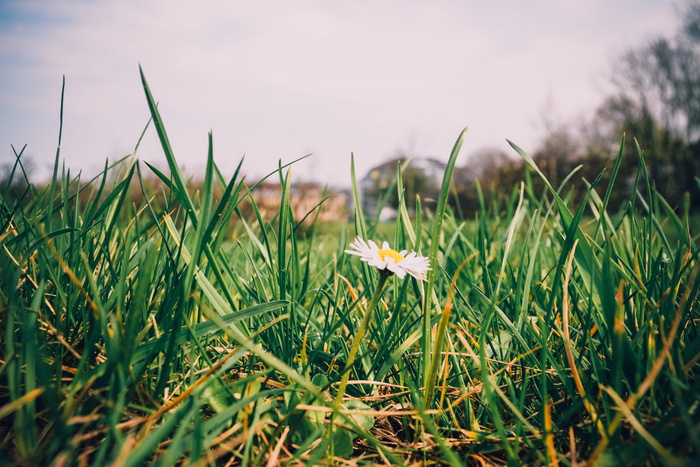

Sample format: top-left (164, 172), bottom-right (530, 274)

top-left (345, 237), bottom-right (431, 281)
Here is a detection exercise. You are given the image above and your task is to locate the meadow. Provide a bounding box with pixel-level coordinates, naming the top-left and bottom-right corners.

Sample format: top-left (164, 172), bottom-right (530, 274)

top-left (1, 71), bottom-right (699, 466)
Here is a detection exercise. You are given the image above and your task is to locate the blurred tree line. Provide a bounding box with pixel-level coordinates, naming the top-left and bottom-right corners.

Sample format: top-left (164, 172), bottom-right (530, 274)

top-left (458, 1), bottom-right (700, 215)
top-left (0, 147), bottom-right (33, 205)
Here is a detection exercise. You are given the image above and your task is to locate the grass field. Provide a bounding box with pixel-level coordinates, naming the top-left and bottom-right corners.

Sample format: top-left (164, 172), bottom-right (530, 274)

top-left (1, 71), bottom-right (699, 466)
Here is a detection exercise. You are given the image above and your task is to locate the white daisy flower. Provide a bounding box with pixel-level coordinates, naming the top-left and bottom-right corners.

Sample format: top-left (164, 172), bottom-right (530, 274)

top-left (345, 237), bottom-right (431, 281)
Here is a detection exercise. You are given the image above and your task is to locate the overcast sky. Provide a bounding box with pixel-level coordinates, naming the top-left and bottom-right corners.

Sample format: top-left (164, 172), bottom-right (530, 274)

top-left (0, 0), bottom-right (681, 187)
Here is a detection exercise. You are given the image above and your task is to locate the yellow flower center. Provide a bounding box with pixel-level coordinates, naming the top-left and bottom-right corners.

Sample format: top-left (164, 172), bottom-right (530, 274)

top-left (378, 248), bottom-right (404, 263)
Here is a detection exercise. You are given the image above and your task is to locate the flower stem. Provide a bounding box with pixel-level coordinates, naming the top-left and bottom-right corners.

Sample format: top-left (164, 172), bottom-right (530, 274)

top-left (333, 271), bottom-right (390, 409)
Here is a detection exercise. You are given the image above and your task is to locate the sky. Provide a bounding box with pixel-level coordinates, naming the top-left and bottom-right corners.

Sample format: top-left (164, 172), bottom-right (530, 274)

top-left (0, 0), bottom-right (682, 188)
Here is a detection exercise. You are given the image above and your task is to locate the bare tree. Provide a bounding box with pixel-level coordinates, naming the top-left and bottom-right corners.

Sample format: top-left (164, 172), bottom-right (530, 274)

top-left (610, 1), bottom-right (700, 142)
top-left (592, 0), bottom-right (700, 209)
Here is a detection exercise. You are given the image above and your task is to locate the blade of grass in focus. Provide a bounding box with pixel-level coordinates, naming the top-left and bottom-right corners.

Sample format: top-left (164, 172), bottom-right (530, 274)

top-left (1, 72), bottom-right (698, 466)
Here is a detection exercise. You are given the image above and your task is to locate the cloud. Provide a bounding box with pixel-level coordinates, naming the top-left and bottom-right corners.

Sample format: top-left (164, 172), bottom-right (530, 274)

top-left (0, 0), bottom-right (679, 185)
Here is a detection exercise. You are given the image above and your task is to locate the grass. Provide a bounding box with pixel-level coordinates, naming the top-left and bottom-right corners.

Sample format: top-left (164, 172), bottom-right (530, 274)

top-left (1, 70), bottom-right (699, 466)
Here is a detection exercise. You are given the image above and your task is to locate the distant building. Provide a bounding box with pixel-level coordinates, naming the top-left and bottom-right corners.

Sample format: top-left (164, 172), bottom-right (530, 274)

top-left (360, 157), bottom-right (462, 218)
top-left (246, 181), bottom-right (349, 223)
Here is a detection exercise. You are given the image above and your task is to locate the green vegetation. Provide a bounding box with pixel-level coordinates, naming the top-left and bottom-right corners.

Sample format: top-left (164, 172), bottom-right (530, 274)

top-left (1, 70), bottom-right (699, 466)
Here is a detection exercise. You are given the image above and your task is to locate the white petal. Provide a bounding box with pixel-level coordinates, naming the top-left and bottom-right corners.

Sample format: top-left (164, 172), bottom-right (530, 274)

top-left (388, 263), bottom-right (406, 278)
